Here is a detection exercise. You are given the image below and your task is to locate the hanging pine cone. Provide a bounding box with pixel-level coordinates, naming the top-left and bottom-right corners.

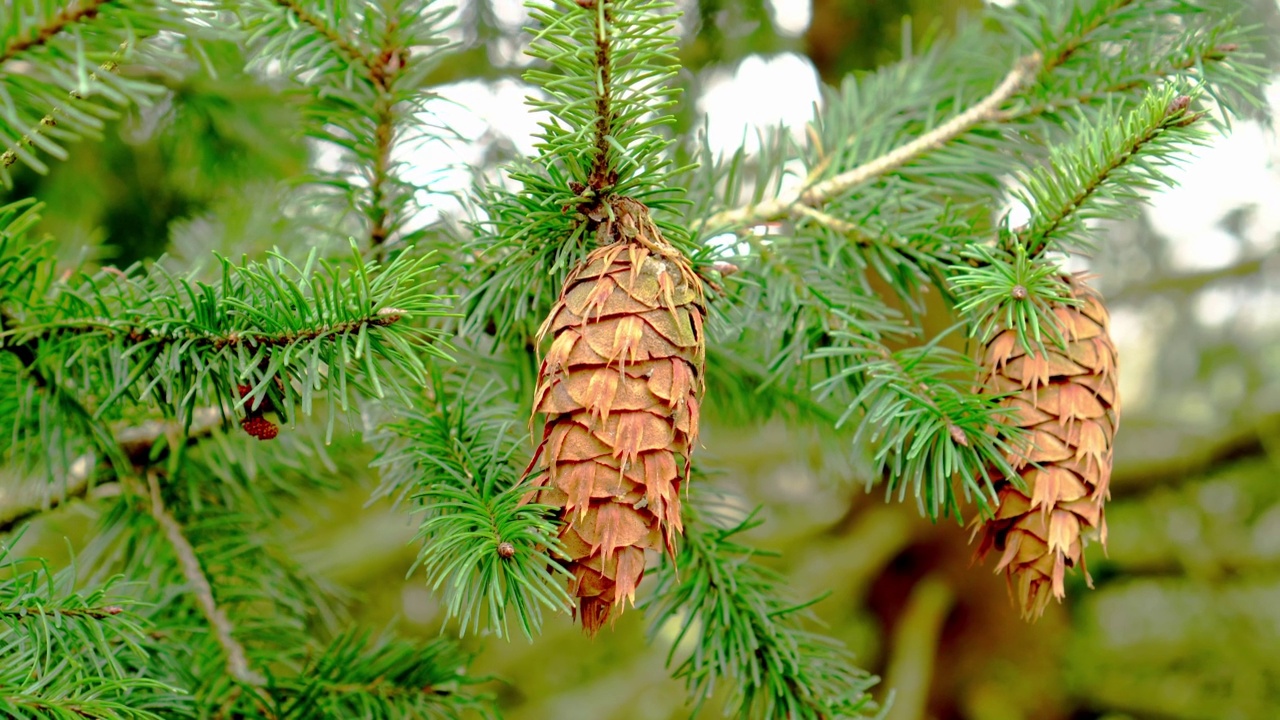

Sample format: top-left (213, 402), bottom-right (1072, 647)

top-left (524, 197), bottom-right (705, 635)
top-left (973, 274), bottom-right (1119, 619)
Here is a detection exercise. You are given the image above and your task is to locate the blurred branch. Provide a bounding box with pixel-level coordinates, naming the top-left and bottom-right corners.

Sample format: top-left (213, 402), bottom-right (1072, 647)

top-left (146, 471), bottom-right (266, 687)
top-left (0, 407), bottom-right (225, 534)
top-left (1112, 412), bottom-right (1280, 496)
top-left (1111, 255), bottom-right (1270, 302)
top-left (0, 0), bottom-right (115, 65)
top-left (883, 576), bottom-right (955, 720)
top-left (702, 53), bottom-right (1041, 233)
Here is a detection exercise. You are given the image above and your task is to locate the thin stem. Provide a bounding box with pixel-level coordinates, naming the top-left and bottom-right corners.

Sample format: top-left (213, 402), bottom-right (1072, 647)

top-left (0, 604), bottom-right (124, 619)
top-left (587, 0), bottom-right (616, 192)
top-left (366, 28), bottom-right (410, 254)
top-left (271, 0), bottom-right (378, 78)
top-left (1019, 96), bottom-right (1199, 255)
top-left (0, 0), bottom-right (116, 66)
top-left (147, 471), bottom-right (266, 687)
top-left (702, 53), bottom-right (1041, 233)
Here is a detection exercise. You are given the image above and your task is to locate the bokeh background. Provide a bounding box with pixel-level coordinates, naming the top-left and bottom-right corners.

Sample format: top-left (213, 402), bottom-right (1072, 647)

top-left (7, 1), bottom-right (1280, 719)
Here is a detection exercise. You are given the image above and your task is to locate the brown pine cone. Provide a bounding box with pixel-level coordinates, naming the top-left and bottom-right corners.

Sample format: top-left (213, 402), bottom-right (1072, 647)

top-left (524, 197), bottom-right (705, 635)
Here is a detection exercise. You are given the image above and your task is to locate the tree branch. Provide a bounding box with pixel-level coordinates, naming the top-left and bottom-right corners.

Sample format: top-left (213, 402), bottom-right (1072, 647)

top-left (0, 604), bottom-right (123, 620)
top-left (1112, 413), bottom-right (1280, 497)
top-left (270, 0), bottom-right (410, 253)
top-left (1017, 93), bottom-right (1200, 255)
top-left (147, 471), bottom-right (266, 687)
top-left (1111, 255), bottom-right (1269, 303)
top-left (271, 0), bottom-right (378, 77)
top-left (882, 575), bottom-right (955, 720)
top-left (0, 0), bottom-right (117, 67)
top-left (701, 53), bottom-right (1041, 233)
top-left (0, 407), bottom-right (225, 535)
top-left (998, 44), bottom-right (1240, 124)
top-left (587, 0), bottom-right (616, 192)
top-left (2, 48), bottom-right (125, 172)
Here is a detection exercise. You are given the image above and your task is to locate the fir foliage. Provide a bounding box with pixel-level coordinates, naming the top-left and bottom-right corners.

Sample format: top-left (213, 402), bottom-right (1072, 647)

top-left (0, 0), bottom-right (1270, 717)
top-left (0, 540), bottom-right (180, 719)
top-left (370, 371), bottom-right (572, 640)
top-left (461, 0), bottom-right (694, 351)
top-left (0, 0), bottom-right (182, 182)
top-left (237, 0), bottom-right (453, 252)
top-left (646, 490), bottom-right (880, 719)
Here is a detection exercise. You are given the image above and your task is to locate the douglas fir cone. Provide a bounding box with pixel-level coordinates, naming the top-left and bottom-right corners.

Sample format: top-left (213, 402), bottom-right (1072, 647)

top-left (524, 197), bottom-right (705, 634)
top-left (974, 274), bottom-right (1120, 619)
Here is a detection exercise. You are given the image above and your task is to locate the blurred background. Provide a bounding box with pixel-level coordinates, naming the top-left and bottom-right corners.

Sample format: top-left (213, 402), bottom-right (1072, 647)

top-left (6, 1), bottom-right (1280, 719)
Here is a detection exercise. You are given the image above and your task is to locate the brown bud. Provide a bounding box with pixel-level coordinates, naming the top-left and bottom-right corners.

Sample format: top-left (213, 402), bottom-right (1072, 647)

top-left (497, 542), bottom-right (516, 559)
top-left (712, 261), bottom-right (740, 277)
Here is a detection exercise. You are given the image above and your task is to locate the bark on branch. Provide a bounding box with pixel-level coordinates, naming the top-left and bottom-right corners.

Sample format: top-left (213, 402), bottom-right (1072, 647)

top-left (700, 53), bottom-right (1042, 234)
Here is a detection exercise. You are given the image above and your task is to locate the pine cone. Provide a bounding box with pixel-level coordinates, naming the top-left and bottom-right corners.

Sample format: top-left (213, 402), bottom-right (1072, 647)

top-left (525, 197), bottom-right (705, 635)
top-left (973, 274), bottom-right (1119, 619)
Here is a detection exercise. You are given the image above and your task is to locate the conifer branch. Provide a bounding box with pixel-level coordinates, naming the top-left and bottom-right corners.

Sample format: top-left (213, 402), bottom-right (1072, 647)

top-left (270, 0), bottom-right (405, 248)
top-left (1, 51), bottom-right (123, 171)
top-left (371, 373), bottom-right (572, 639)
top-left (146, 471), bottom-right (266, 688)
top-left (271, 0), bottom-right (378, 75)
top-left (1000, 43), bottom-right (1241, 124)
top-left (0, 0), bottom-right (116, 66)
top-left (702, 53), bottom-right (1041, 233)
top-left (0, 603), bottom-right (124, 620)
top-left (1038, 0), bottom-right (1136, 74)
top-left (0, 408), bottom-right (224, 535)
top-left (0, 3), bottom-right (176, 180)
top-left (251, 1), bottom-right (438, 253)
top-left (586, 0), bottom-right (616, 192)
top-left (811, 337), bottom-right (1021, 516)
top-left (646, 492), bottom-right (879, 719)
top-left (1015, 88), bottom-right (1206, 255)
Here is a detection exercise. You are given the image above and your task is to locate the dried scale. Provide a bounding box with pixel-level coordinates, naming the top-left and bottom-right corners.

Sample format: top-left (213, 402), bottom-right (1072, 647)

top-left (973, 274), bottom-right (1120, 619)
top-left (523, 196), bottom-right (705, 635)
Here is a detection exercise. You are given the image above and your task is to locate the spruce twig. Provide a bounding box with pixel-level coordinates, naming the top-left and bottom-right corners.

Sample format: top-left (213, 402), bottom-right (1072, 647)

top-left (267, 0), bottom-right (416, 254)
top-left (586, 0), bottom-right (617, 193)
top-left (147, 471), bottom-right (267, 688)
top-left (0, 0), bottom-right (116, 64)
top-left (998, 43), bottom-right (1241, 123)
top-left (702, 53), bottom-right (1041, 232)
top-left (1, 50), bottom-right (124, 170)
top-left (1015, 90), bottom-right (1204, 255)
